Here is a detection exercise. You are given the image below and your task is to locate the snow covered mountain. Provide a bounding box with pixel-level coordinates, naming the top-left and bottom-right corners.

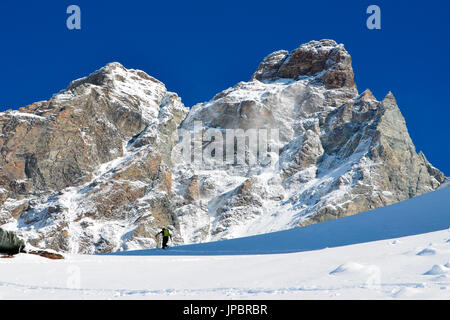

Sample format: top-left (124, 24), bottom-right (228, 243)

top-left (2, 180), bottom-right (450, 300)
top-left (112, 181), bottom-right (450, 256)
top-left (0, 63), bottom-right (188, 253)
top-left (0, 40), bottom-right (446, 254)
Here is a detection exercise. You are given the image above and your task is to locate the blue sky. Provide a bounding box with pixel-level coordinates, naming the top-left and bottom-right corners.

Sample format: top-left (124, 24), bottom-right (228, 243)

top-left (0, 0), bottom-right (448, 174)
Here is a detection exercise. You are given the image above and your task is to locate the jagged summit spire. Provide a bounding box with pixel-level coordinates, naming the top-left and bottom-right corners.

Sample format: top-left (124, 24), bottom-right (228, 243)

top-left (360, 89), bottom-right (376, 100)
top-left (383, 91), bottom-right (397, 103)
top-left (251, 39), bottom-right (356, 90)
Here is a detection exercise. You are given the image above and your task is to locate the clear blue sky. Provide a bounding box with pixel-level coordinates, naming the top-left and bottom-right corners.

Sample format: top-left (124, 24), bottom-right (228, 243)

top-left (0, 0), bottom-right (448, 174)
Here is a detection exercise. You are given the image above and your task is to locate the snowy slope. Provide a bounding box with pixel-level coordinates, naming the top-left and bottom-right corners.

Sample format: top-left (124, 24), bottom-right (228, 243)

top-left (1, 187), bottom-right (449, 300)
top-left (111, 186), bottom-right (450, 255)
top-left (2, 225), bottom-right (450, 299)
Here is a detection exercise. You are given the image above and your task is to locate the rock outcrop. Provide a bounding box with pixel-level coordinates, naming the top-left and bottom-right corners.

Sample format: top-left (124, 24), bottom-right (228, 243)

top-left (252, 40), bottom-right (356, 89)
top-left (0, 40), bottom-right (446, 253)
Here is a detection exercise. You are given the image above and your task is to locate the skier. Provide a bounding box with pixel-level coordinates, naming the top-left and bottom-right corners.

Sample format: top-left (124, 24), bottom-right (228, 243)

top-left (156, 227), bottom-right (172, 250)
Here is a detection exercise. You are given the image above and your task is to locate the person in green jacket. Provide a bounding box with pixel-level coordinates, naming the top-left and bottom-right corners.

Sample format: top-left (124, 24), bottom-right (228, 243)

top-left (156, 227), bottom-right (172, 250)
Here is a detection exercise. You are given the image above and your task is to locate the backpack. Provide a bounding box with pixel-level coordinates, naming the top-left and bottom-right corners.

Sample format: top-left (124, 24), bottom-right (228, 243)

top-left (163, 228), bottom-right (170, 237)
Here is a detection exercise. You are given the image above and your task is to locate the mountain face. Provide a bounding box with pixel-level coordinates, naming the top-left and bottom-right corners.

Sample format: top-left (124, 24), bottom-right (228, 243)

top-left (0, 40), bottom-right (446, 253)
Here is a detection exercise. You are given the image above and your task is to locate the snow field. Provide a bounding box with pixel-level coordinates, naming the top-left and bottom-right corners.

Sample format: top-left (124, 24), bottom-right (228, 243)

top-left (2, 228), bottom-right (450, 299)
top-left (2, 186), bottom-right (449, 299)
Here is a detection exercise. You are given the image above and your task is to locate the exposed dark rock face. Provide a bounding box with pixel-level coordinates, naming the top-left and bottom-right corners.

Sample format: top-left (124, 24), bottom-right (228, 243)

top-left (252, 40), bottom-right (355, 90)
top-left (0, 228), bottom-right (25, 254)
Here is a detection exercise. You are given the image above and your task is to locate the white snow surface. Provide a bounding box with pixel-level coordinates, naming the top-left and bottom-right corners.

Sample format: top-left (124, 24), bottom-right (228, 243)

top-left (1, 186), bottom-right (449, 300)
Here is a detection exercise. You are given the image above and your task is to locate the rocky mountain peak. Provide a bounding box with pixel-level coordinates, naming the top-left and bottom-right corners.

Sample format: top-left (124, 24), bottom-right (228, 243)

top-left (0, 40), bottom-right (446, 254)
top-left (66, 62), bottom-right (164, 97)
top-left (381, 91), bottom-right (397, 105)
top-left (359, 89), bottom-right (376, 101)
top-left (251, 39), bottom-right (355, 90)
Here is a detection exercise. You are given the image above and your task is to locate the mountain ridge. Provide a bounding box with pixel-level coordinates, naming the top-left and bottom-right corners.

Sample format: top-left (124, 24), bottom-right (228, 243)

top-left (110, 184), bottom-right (450, 256)
top-left (0, 39), bottom-right (446, 253)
